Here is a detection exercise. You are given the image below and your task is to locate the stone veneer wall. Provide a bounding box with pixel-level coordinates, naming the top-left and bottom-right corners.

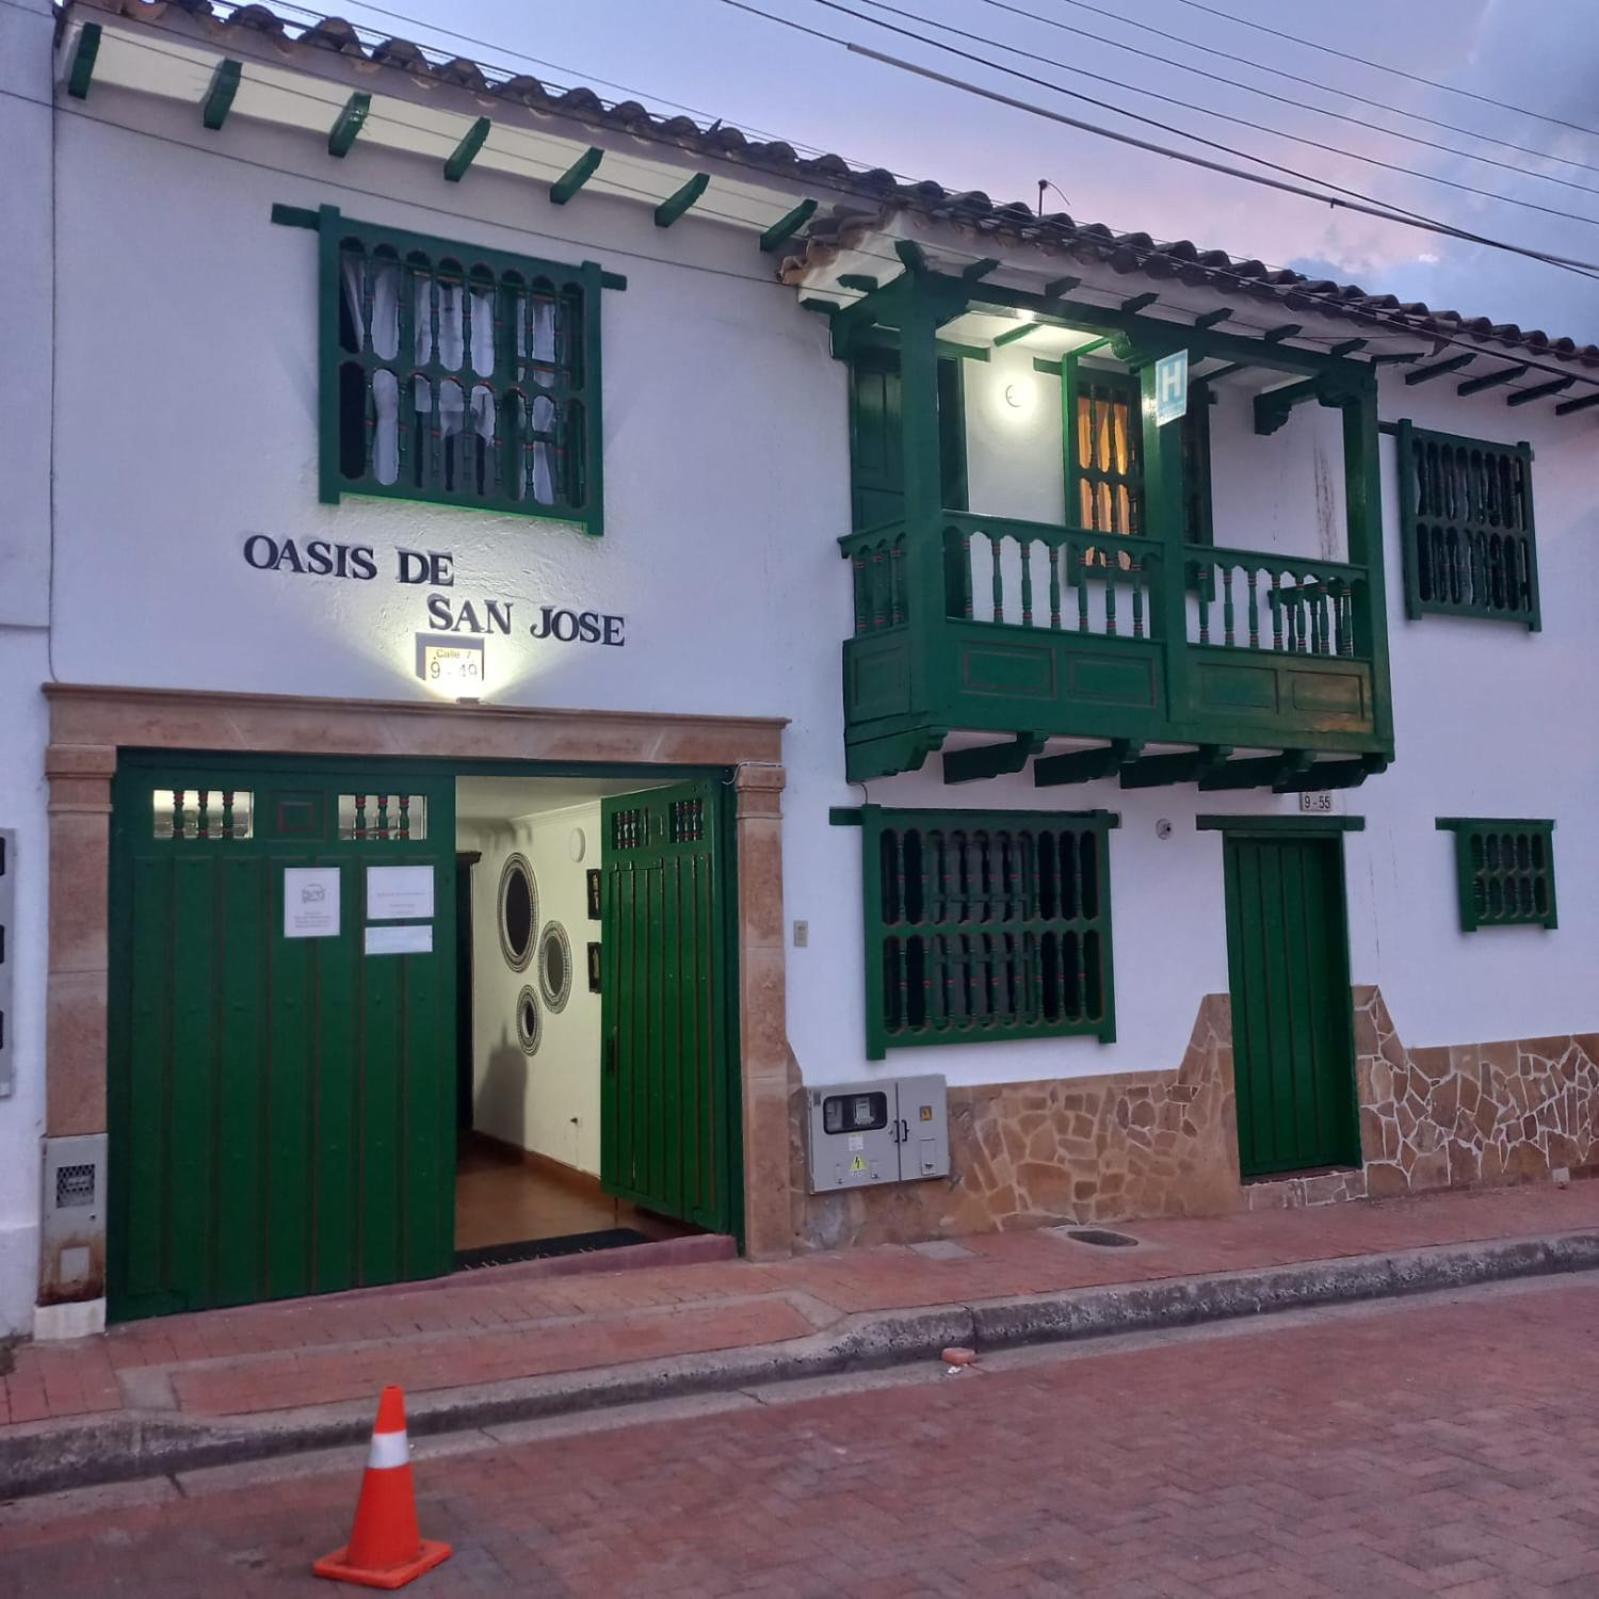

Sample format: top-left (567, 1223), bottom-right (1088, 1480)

top-left (792, 988), bottom-right (1599, 1251)
top-left (1355, 987), bottom-right (1599, 1196)
top-left (792, 996), bottom-right (1242, 1252)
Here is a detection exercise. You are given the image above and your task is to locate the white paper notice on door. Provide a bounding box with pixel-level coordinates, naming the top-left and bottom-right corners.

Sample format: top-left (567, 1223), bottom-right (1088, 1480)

top-left (364, 923), bottom-right (434, 956)
top-left (284, 867), bottom-right (340, 939)
top-left (366, 865), bottom-right (435, 922)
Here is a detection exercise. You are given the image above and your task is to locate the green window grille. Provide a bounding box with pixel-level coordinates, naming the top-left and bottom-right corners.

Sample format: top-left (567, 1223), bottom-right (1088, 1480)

top-left (1436, 818), bottom-right (1557, 930)
top-left (317, 208), bottom-right (606, 534)
top-left (852, 806), bottom-right (1118, 1059)
top-left (1396, 422), bottom-right (1538, 628)
top-left (1064, 360), bottom-right (1211, 543)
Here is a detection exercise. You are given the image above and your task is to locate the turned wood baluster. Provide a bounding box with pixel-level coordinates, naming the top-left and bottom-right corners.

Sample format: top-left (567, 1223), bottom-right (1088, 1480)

top-left (1247, 570), bottom-right (1260, 649)
top-left (1222, 565), bottom-right (1235, 647)
top-left (1020, 540), bottom-right (1034, 627)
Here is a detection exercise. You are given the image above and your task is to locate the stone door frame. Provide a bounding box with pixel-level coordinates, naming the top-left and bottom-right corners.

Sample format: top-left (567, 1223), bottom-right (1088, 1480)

top-left (42, 683), bottom-right (791, 1312)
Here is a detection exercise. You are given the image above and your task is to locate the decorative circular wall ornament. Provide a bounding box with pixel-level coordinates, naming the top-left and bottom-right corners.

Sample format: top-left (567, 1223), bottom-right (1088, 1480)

top-left (497, 853), bottom-right (538, 972)
top-left (515, 985), bottom-right (542, 1056)
top-left (537, 921), bottom-right (573, 1014)
top-left (568, 826), bottom-right (587, 863)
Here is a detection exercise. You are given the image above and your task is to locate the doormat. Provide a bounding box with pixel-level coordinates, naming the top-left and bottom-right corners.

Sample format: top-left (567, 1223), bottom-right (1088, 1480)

top-left (453, 1227), bottom-right (651, 1271)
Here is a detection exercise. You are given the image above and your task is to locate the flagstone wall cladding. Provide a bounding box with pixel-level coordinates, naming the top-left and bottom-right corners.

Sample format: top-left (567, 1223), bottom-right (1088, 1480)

top-left (792, 987), bottom-right (1599, 1250)
top-left (1353, 986), bottom-right (1599, 1196)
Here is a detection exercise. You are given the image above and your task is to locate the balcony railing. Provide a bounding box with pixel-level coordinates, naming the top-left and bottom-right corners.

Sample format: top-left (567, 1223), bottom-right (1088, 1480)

top-left (841, 510), bottom-right (1391, 785)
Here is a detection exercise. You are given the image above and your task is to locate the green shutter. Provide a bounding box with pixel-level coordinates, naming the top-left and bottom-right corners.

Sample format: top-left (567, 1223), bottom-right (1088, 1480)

top-left (846, 348), bottom-right (967, 531)
top-left (1395, 422), bottom-right (1540, 628)
top-left (851, 806), bottom-right (1118, 1060)
top-left (1436, 818), bottom-right (1557, 930)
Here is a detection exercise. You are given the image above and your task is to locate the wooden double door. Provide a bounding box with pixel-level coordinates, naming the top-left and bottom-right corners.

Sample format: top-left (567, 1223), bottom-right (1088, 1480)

top-left (109, 758), bottom-right (738, 1322)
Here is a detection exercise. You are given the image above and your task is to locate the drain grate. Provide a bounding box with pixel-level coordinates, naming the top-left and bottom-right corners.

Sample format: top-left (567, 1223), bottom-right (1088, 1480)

top-left (1065, 1227), bottom-right (1139, 1248)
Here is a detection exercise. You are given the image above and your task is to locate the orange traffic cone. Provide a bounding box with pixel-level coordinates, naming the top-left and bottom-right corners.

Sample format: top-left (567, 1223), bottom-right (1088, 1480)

top-left (313, 1386), bottom-right (452, 1590)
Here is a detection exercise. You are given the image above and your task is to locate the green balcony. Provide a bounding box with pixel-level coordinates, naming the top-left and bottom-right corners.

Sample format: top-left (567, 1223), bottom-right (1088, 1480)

top-left (827, 266), bottom-right (1395, 793)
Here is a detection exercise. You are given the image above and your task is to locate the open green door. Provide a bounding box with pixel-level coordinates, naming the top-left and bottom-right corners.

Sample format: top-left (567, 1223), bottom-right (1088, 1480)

top-left (600, 781), bottom-right (737, 1236)
top-left (109, 760), bottom-right (457, 1320)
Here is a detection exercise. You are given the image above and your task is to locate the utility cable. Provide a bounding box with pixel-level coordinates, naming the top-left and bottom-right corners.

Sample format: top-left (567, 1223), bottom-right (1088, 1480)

top-left (718, 0), bottom-right (1599, 280)
top-left (975, 0), bottom-right (1599, 187)
top-left (846, 0), bottom-right (1599, 223)
top-left (1046, 0), bottom-right (1599, 172)
top-left (1166, 0), bottom-right (1599, 145)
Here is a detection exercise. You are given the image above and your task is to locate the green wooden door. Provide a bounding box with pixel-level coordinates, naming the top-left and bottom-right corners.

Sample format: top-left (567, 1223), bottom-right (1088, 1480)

top-left (600, 782), bottom-right (737, 1235)
top-left (1222, 834), bottom-right (1360, 1179)
top-left (108, 761), bottom-right (457, 1320)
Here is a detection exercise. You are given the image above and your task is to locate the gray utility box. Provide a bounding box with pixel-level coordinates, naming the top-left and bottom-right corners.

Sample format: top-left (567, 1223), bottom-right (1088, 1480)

top-left (806, 1074), bottom-right (950, 1193)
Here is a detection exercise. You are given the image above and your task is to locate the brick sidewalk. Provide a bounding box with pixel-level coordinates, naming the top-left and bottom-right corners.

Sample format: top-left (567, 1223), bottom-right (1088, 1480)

top-left (5, 1182), bottom-right (1598, 1430)
top-left (5, 1275), bottom-right (1599, 1595)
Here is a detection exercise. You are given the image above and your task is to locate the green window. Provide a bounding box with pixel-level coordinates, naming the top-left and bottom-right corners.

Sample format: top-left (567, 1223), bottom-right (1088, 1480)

top-left (320, 211), bottom-right (605, 534)
top-left (1436, 818), bottom-right (1557, 930)
top-left (1064, 360), bottom-right (1211, 543)
top-left (1396, 423), bottom-right (1538, 628)
top-left (851, 806), bottom-right (1118, 1059)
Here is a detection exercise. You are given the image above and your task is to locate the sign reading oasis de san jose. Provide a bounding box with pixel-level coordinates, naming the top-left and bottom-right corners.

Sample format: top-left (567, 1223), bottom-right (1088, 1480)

top-left (240, 534), bottom-right (625, 683)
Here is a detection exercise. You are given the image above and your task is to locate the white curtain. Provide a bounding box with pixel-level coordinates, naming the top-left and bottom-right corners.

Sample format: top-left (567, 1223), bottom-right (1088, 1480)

top-left (342, 259), bottom-right (498, 486)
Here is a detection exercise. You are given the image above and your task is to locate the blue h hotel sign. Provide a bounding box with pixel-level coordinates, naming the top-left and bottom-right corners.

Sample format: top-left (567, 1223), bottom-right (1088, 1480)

top-left (1154, 350), bottom-right (1189, 427)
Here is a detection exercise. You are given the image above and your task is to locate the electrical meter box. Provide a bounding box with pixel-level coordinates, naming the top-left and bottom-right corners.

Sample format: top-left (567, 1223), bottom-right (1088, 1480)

top-left (806, 1074), bottom-right (949, 1193)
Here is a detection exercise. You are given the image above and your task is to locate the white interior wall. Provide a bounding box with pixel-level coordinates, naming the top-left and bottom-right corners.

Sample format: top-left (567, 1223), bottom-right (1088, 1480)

top-left (463, 800), bottom-right (604, 1175)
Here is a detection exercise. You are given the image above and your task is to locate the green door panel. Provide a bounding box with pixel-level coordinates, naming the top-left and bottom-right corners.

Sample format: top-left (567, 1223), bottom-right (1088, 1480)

top-left (1222, 834), bottom-right (1360, 1179)
top-left (109, 761), bottom-right (456, 1321)
top-left (600, 782), bottom-right (737, 1236)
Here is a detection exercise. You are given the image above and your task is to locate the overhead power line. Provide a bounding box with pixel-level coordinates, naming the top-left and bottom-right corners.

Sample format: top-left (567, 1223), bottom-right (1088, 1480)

top-left (1166, 0), bottom-right (1599, 145)
top-left (1047, 0), bottom-right (1599, 175)
top-left (976, 0), bottom-right (1599, 187)
top-left (717, 0), bottom-right (1599, 280)
top-left (845, 0), bottom-right (1599, 226)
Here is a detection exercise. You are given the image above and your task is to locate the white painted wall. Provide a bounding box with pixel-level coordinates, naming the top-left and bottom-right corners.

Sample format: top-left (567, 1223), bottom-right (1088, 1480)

top-left (463, 802), bottom-right (603, 1175)
top-left (0, 0), bottom-right (55, 1336)
top-left (2, 38), bottom-right (1594, 1331)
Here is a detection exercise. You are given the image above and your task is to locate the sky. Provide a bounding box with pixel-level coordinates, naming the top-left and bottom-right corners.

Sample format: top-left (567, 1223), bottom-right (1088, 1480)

top-left (317, 0), bottom-right (1599, 342)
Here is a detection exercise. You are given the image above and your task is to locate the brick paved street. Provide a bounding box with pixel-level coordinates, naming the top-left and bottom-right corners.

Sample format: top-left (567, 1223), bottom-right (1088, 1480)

top-left (6, 1275), bottom-right (1599, 1597)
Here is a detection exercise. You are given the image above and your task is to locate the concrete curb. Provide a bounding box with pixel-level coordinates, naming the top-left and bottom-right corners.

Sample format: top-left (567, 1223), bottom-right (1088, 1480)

top-left (4, 1230), bottom-right (1596, 1501)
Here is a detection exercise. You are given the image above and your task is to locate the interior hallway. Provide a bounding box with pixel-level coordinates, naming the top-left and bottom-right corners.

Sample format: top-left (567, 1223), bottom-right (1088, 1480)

top-left (454, 1133), bottom-right (698, 1254)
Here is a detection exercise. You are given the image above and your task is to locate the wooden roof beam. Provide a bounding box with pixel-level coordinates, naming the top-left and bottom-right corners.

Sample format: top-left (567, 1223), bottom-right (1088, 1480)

top-left (444, 117), bottom-right (490, 183)
top-left (654, 172), bottom-right (710, 228)
top-left (1507, 375), bottom-right (1575, 406)
top-left (328, 92), bottom-right (371, 158)
top-left (66, 22), bottom-right (101, 100)
top-left (1456, 363), bottom-right (1526, 395)
top-left (1404, 352), bottom-right (1474, 386)
top-left (201, 58), bottom-right (242, 131)
top-left (760, 198), bottom-right (817, 253)
top-left (550, 146), bottom-right (603, 205)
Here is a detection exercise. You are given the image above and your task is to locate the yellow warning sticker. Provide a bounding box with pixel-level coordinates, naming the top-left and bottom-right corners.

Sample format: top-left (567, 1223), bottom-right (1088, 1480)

top-left (850, 1155), bottom-right (867, 1173)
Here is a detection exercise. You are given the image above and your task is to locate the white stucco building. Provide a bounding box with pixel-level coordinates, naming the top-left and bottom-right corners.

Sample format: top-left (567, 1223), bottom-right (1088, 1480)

top-left (1, 0), bottom-right (1595, 1338)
